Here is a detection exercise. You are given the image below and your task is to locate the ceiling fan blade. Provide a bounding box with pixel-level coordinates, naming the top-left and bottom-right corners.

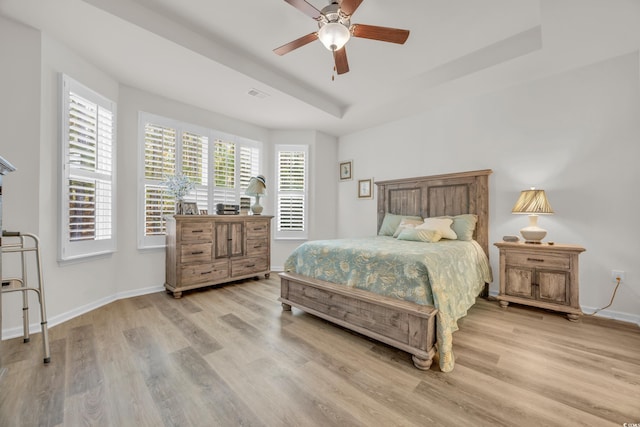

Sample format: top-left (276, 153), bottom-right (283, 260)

top-left (352, 24), bottom-right (410, 44)
top-left (339, 0), bottom-right (363, 16)
top-left (284, 0), bottom-right (322, 19)
top-left (333, 47), bottom-right (349, 75)
top-left (274, 33), bottom-right (318, 56)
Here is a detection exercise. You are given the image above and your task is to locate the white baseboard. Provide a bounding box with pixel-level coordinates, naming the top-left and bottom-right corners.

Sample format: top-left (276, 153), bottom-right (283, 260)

top-left (487, 290), bottom-right (640, 326)
top-left (580, 305), bottom-right (640, 325)
top-left (6, 283), bottom-right (636, 340)
top-left (1, 285), bottom-right (164, 340)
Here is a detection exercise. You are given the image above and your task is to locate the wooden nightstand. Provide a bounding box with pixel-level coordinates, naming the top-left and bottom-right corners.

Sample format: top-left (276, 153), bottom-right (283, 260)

top-left (494, 242), bottom-right (586, 321)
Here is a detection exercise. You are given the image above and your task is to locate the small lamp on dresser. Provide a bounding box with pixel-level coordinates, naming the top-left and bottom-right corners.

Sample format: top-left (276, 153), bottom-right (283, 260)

top-left (511, 187), bottom-right (554, 243)
top-left (245, 175), bottom-right (267, 215)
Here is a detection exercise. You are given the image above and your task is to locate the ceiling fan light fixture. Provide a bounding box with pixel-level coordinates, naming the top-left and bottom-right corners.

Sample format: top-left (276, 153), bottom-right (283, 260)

top-left (318, 22), bottom-right (351, 51)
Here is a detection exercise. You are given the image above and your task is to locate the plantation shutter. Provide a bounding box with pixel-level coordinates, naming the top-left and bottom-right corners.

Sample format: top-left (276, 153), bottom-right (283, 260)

top-left (137, 112), bottom-right (262, 248)
top-left (181, 131), bottom-right (209, 212)
top-left (240, 146), bottom-right (259, 192)
top-left (276, 146), bottom-right (308, 239)
top-left (143, 124), bottom-right (176, 236)
top-left (213, 140), bottom-right (236, 204)
top-left (61, 75), bottom-right (117, 260)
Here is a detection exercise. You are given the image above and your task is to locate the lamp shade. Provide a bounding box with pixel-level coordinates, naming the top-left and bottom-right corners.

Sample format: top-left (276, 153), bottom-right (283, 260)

top-left (511, 189), bottom-right (554, 214)
top-left (245, 175), bottom-right (267, 197)
top-left (511, 188), bottom-right (553, 243)
top-left (318, 22), bottom-right (351, 51)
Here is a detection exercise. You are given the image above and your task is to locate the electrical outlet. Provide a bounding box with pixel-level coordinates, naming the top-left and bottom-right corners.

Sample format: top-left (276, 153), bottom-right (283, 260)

top-left (611, 270), bottom-right (625, 283)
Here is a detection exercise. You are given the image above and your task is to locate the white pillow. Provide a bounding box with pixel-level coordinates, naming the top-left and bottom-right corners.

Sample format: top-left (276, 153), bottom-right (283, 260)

top-left (418, 217), bottom-right (457, 240)
top-left (393, 218), bottom-right (424, 238)
top-left (397, 228), bottom-right (442, 243)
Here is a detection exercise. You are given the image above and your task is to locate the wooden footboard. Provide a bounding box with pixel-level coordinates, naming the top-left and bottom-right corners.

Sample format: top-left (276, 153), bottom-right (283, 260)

top-left (279, 272), bottom-right (437, 370)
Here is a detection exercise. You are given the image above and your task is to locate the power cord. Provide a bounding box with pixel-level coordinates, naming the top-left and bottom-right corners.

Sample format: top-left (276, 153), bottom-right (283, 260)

top-left (586, 277), bottom-right (622, 316)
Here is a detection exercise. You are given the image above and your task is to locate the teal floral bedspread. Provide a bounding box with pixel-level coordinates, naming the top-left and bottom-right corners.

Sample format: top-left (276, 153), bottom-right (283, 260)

top-left (283, 236), bottom-right (492, 372)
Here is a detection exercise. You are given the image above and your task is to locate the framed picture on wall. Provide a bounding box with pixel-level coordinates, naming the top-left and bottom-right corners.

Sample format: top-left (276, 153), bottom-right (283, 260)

top-left (358, 178), bottom-right (373, 199)
top-left (339, 160), bottom-right (353, 181)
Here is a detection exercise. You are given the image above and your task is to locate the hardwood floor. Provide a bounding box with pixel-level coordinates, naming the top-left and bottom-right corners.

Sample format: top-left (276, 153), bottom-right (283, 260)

top-left (1, 276), bottom-right (639, 426)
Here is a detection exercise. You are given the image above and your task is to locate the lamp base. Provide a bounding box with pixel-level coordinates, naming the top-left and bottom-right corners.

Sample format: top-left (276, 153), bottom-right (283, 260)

top-left (519, 214), bottom-right (547, 243)
top-left (250, 195), bottom-right (263, 215)
top-left (520, 226), bottom-right (547, 243)
top-left (250, 204), bottom-right (263, 215)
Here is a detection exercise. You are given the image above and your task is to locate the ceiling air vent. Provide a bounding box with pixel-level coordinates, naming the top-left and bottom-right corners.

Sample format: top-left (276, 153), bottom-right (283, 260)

top-left (248, 88), bottom-right (269, 99)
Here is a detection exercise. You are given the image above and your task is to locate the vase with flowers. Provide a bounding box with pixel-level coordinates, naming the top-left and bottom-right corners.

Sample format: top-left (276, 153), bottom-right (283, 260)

top-left (162, 173), bottom-right (196, 214)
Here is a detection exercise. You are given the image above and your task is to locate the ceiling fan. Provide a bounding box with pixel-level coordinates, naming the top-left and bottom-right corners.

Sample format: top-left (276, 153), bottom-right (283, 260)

top-left (274, 0), bottom-right (410, 76)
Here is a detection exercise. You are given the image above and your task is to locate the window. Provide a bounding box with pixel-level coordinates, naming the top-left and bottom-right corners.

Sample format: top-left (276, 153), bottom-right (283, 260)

top-left (138, 113), bottom-right (261, 248)
top-left (60, 74), bottom-right (117, 260)
top-left (275, 145), bottom-right (308, 240)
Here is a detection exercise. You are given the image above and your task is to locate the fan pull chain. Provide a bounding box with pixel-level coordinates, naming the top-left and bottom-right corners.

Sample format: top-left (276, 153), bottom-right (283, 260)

top-left (332, 65), bottom-right (336, 81)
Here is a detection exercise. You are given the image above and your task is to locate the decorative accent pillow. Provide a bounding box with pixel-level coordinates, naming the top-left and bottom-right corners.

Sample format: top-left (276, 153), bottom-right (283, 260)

top-left (393, 218), bottom-right (424, 238)
top-left (397, 228), bottom-right (442, 243)
top-left (449, 214), bottom-right (478, 241)
top-left (418, 217), bottom-right (457, 240)
top-left (378, 213), bottom-right (423, 236)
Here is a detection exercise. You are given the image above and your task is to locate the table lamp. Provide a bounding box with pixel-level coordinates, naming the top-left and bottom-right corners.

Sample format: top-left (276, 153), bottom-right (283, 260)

top-left (511, 187), bottom-right (554, 243)
top-left (245, 175), bottom-right (267, 215)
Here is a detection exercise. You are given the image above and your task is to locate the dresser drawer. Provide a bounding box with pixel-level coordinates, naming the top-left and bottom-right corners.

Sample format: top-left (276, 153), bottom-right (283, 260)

top-left (180, 243), bottom-right (212, 264)
top-left (231, 257), bottom-right (268, 277)
top-left (181, 261), bottom-right (228, 285)
top-left (246, 238), bottom-right (268, 257)
top-left (505, 251), bottom-right (570, 270)
top-left (246, 222), bottom-right (268, 239)
top-left (180, 222), bottom-right (213, 242)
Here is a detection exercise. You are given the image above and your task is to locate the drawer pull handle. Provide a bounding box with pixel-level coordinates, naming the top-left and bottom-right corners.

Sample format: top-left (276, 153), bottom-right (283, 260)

top-left (527, 258), bottom-right (545, 262)
top-left (201, 271), bottom-right (212, 275)
top-left (247, 264), bottom-right (255, 268)
top-left (253, 245), bottom-right (262, 248)
top-left (191, 230), bottom-right (204, 233)
top-left (191, 251), bottom-right (204, 255)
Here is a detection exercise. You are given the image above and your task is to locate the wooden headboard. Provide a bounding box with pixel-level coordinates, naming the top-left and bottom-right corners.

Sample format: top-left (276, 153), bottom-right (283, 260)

top-left (376, 169), bottom-right (492, 258)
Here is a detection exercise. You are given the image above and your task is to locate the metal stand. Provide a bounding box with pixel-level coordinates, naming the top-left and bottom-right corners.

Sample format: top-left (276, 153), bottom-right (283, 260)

top-left (2, 231), bottom-right (50, 363)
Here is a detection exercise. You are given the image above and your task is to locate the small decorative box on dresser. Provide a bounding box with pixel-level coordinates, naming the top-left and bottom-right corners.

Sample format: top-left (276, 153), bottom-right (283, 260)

top-left (165, 215), bottom-right (272, 298)
top-left (494, 242), bottom-right (586, 321)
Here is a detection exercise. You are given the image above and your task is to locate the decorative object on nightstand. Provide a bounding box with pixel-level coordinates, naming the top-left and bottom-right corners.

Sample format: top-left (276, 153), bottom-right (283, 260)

top-left (245, 175), bottom-right (267, 215)
top-left (494, 241), bottom-right (585, 321)
top-left (511, 187), bottom-right (554, 243)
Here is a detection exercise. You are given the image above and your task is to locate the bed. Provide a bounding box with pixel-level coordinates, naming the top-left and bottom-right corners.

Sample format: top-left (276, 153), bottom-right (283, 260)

top-left (279, 169), bottom-right (492, 372)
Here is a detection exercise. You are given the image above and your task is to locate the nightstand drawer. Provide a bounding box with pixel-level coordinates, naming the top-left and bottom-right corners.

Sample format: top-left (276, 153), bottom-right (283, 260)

top-left (505, 251), bottom-right (570, 270)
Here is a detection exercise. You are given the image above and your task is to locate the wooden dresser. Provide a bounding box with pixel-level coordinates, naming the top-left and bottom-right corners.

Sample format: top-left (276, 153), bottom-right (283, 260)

top-left (165, 215), bottom-right (272, 298)
top-left (494, 241), bottom-right (585, 321)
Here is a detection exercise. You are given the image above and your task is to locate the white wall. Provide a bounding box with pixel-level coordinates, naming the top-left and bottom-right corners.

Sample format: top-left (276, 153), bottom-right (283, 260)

top-left (338, 52), bottom-right (640, 323)
top-left (116, 85), bottom-right (271, 295)
top-left (0, 15), bottom-right (41, 338)
top-left (0, 16), bottom-right (40, 234)
top-left (0, 16), bottom-right (338, 336)
top-left (0, 30), bottom-right (123, 336)
top-left (268, 130), bottom-right (339, 269)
